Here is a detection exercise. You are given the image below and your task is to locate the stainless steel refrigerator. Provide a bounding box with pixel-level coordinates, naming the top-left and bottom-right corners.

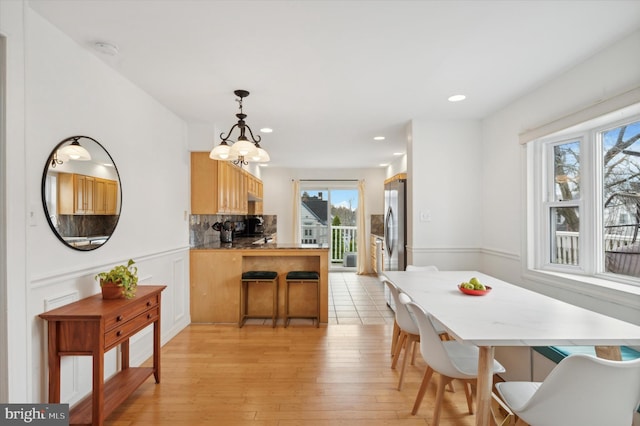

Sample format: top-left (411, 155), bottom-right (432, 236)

top-left (384, 178), bottom-right (406, 272)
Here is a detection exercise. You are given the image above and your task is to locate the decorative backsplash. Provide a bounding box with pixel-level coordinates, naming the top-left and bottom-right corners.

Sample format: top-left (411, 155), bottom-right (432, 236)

top-left (57, 215), bottom-right (119, 238)
top-left (189, 214), bottom-right (277, 247)
top-left (370, 214), bottom-right (384, 236)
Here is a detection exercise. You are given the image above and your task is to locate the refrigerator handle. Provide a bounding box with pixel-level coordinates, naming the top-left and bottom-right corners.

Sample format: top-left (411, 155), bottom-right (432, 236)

top-left (385, 207), bottom-right (394, 256)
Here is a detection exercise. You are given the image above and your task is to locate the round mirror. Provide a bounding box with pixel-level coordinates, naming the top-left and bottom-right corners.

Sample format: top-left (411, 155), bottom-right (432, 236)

top-left (41, 136), bottom-right (122, 251)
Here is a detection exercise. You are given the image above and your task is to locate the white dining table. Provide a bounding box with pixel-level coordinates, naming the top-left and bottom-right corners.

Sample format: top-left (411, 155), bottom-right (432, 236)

top-left (382, 270), bottom-right (640, 426)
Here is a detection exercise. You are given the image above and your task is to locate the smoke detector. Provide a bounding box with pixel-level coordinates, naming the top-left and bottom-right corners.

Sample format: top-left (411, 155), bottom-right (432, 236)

top-left (93, 41), bottom-right (119, 56)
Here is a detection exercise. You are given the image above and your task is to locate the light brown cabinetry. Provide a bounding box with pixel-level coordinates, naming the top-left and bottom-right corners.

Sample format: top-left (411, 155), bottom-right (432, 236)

top-left (94, 178), bottom-right (118, 215)
top-left (57, 173), bottom-right (118, 215)
top-left (190, 248), bottom-right (328, 324)
top-left (247, 173), bottom-right (264, 215)
top-left (75, 174), bottom-right (95, 214)
top-left (191, 152), bottom-right (263, 215)
top-left (39, 285), bottom-right (165, 426)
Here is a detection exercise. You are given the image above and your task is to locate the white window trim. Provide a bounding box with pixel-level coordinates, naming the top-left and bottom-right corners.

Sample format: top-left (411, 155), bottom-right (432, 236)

top-left (527, 103), bottom-right (640, 289)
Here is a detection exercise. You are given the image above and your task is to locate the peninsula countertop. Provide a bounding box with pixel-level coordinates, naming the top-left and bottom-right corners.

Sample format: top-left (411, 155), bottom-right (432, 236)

top-left (191, 234), bottom-right (328, 250)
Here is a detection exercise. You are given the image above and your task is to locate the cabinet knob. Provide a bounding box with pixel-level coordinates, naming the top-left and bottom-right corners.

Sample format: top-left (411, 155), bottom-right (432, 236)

top-left (147, 313), bottom-right (152, 319)
top-left (147, 301), bottom-right (152, 307)
top-left (117, 315), bottom-right (123, 321)
top-left (116, 330), bottom-right (122, 337)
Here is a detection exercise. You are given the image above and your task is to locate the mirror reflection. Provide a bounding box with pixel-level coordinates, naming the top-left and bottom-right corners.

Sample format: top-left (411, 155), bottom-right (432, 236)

top-left (41, 136), bottom-right (121, 251)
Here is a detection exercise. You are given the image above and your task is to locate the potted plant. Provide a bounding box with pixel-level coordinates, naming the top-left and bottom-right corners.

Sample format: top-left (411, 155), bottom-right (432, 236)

top-left (95, 259), bottom-right (138, 299)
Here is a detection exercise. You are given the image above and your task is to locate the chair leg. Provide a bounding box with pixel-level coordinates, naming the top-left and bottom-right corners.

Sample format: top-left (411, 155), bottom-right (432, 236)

top-left (411, 366), bottom-right (434, 415)
top-left (491, 391), bottom-right (515, 426)
top-left (410, 339), bottom-right (418, 365)
top-left (431, 375), bottom-right (451, 426)
top-left (391, 331), bottom-right (406, 369)
top-left (391, 320), bottom-right (400, 356)
top-left (398, 334), bottom-right (418, 390)
top-left (462, 380), bottom-right (474, 414)
top-left (447, 380), bottom-right (455, 393)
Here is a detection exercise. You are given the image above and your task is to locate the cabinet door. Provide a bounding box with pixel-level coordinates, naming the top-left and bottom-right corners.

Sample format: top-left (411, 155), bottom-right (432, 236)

top-left (191, 152), bottom-right (220, 214)
top-left (105, 180), bottom-right (118, 215)
top-left (74, 175), bottom-right (95, 214)
top-left (190, 251), bottom-right (241, 323)
top-left (237, 167), bottom-right (248, 214)
top-left (94, 179), bottom-right (107, 214)
top-left (217, 161), bottom-right (231, 213)
top-left (57, 173), bottom-right (75, 215)
top-left (94, 178), bottom-right (118, 215)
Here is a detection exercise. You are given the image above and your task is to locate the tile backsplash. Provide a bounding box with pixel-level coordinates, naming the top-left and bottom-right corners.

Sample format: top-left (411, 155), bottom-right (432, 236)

top-left (190, 214), bottom-right (277, 247)
top-left (370, 214), bottom-right (384, 236)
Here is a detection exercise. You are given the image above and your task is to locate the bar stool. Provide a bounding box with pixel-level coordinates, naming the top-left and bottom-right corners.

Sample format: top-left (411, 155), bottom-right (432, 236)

top-left (284, 271), bottom-right (320, 327)
top-left (240, 271), bottom-right (278, 327)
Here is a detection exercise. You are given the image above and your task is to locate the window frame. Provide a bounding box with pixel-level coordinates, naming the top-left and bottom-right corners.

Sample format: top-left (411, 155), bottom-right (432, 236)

top-left (530, 110), bottom-right (640, 287)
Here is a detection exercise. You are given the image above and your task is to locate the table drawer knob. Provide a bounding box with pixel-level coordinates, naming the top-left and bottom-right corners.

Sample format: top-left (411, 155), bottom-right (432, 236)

top-left (147, 313), bottom-right (152, 319)
top-left (147, 301), bottom-right (152, 307)
top-left (116, 330), bottom-right (122, 337)
top-left (117, 315), bottom-right (123, 321)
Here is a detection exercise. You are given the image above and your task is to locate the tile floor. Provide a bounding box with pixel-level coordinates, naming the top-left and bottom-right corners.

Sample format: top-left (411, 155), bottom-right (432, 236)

top-left (328, 272), bottom-right (395, 325)
top-left (244, 272), bottom-right (395, 326)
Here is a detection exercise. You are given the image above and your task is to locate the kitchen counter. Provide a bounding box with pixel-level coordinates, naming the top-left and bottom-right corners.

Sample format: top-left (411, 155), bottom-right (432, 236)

top-left (191, 234), bottom-right (326, 250)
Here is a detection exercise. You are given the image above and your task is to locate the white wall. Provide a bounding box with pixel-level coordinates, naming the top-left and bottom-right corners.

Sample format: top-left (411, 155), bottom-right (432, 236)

top-left (2, 2), bottom-right (191, 403)
top-left (261, 167), bottom-right (386, 272)
top-left (481, 30), bottom-right (640, 324)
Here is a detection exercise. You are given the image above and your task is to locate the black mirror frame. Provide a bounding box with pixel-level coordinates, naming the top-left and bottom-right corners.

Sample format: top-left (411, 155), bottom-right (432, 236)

top-left (41, 135), bottom-right (122, 251)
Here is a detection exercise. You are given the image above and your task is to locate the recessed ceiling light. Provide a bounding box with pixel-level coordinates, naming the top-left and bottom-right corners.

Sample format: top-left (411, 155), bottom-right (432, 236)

top-left (93, 41), bottom-right (119, 56)
top-left (260, 128), bottom-right (273, 133)
top-left (393, 152), bottom-right (404, 156)
top-left (448, 94), bottom-right (466, 102)
top-left (379, 163), bottom-right (388, 167)
top-left (373, 136), bottom-right (385, 141)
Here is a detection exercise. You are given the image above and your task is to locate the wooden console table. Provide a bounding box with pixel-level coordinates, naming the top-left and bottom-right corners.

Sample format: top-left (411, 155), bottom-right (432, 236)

top-left (39, 285), bottom-right (166, 426)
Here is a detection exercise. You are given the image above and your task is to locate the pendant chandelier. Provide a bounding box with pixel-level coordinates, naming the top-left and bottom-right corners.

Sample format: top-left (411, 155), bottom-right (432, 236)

top-left (50, 136), bottom-right (92, 168)
top-left (209, 89), bottom-right (270, 166)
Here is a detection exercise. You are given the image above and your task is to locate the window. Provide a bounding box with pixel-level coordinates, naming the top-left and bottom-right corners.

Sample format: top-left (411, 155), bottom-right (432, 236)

top-left (532, 109), bottom-right (640, 283)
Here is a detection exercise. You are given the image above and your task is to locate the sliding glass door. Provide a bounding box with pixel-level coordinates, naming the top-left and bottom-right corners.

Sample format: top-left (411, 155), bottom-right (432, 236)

top-left (299, 184), bottom-right (358, 267)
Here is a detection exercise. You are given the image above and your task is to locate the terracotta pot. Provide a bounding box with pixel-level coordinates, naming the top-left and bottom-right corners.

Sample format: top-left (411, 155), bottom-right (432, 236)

top-left (101, 280), bottom-right (123, 299)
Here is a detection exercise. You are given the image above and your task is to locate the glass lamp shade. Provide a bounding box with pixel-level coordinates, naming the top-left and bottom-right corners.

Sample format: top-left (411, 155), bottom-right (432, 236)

top-left (251, 147), bottom-right (270, 162)
top-left (210, 142), bottom-right (238, 161)
top-left (55, 150), bottom-right (70, 162)
top-left (59, 141), bottom-right (91, 161)
top-left (229, 139), bottom-right (258, 158)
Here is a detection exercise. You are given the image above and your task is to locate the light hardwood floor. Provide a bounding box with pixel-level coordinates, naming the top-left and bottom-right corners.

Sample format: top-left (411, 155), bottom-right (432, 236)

top-left (106, 323), bottom-right (483, 425)
top-left (105, 273), bottom-right (487, 425)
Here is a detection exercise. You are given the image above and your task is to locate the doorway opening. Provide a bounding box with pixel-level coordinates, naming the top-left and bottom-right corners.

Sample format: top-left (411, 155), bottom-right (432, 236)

top-left (298, 183), bottom-right (359, 271)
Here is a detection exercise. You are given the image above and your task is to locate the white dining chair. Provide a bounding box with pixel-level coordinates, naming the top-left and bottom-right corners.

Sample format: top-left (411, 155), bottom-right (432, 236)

top-left (495, 353), bottom-right (640, 426)
top-left (403, 265), bottom-right (448, 335)
top-left (400, 293), bottom-right (506, 425)
top-left (384, 280), bottom-right (421, 390)
top-left (405, 264), bottom-right (439, 272)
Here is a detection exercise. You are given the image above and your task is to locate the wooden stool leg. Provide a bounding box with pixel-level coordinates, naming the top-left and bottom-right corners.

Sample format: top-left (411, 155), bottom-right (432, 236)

top-left (272, 279), bottom-right (278, 327)
top-left (315, 279), bottom-right (320, 327)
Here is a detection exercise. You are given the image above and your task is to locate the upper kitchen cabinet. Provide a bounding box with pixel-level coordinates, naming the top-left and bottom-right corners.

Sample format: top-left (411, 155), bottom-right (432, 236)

top-left (191, 152), bottom-right (262, 215)
top-left (57, 173), bottom-right (118, 215)
top-left (247, 173), bottom-right (263, 215)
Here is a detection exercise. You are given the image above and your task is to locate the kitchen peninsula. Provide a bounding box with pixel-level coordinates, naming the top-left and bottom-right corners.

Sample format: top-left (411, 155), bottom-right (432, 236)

top-left (190, 237), bottom-right (329, 324)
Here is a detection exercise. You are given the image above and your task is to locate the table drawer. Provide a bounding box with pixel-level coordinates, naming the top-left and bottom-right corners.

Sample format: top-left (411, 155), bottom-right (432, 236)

top-left (104, 307), bottom-right (159, 349)
top-left (104, 294), bottom-right (159, 331)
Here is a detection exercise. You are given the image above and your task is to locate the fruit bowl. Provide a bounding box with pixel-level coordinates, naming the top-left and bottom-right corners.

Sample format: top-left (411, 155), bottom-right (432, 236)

top-left (458, 285), bottom-right (492, 296)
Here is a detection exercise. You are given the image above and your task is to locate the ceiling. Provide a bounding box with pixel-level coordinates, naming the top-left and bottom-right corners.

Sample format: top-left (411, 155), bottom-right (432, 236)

top-left (29, 0), bottom-right (640, 169)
